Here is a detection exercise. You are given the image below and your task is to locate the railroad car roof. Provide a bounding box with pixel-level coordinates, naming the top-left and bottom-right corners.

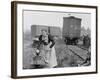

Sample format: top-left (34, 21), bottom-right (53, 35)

top-left (63, 16), bottom-right (81, 20)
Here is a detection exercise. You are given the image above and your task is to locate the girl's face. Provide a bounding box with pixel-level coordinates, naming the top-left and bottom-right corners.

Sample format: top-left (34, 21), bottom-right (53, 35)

top-left (42, 30), bottom-right (47, 36)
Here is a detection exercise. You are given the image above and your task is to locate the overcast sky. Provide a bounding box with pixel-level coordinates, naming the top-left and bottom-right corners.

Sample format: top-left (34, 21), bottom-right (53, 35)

top-left (23, 10), bottom-right (91, 32)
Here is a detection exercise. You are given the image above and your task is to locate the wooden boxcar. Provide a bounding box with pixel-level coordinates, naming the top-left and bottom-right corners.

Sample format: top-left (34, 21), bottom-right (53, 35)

top-left (62, 16), bottom-right (81, 45)
top-left (31, 25), bottom-right (62, 38)
top-left (31, 25), bottom-right (48, 37)
top-left (48, 27), bottom-right (62, 38)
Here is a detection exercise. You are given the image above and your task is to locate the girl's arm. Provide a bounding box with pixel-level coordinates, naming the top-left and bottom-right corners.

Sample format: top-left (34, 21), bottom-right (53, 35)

top-left (49, 35), bottom-right (55, 48)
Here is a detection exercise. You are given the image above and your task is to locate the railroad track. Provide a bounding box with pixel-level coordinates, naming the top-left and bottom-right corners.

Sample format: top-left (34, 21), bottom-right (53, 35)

top-left (77, 45), bottom-right (89, 51)
top-left (55, 39), bottom-right (89, 67)
top-left (67, 45), bottom-right (88, 61)
top-left (68, 48), bottom-right (84, 61)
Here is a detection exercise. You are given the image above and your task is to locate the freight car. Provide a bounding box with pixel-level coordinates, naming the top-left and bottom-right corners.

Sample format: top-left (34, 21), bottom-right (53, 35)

top-left (31, 25), bottom-right (48, 38)
top-left (62, 16), bottom-right (81, 45)
top-left (48, 27), bottom-right (62, 38)
top-left (31, 25), bottom-right (62, 38)
top-left (31, 25), bottom-right (62, 46)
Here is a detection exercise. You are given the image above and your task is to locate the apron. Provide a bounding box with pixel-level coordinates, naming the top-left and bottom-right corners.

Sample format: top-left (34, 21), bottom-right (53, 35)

top-left (40, 45), bottom-right (57, 68)
top-left (49, 46), bottom-right (57, 68)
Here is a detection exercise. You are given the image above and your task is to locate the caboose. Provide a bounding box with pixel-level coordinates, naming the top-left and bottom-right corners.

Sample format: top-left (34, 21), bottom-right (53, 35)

top-left (62, 16), bottom-right (81, 45)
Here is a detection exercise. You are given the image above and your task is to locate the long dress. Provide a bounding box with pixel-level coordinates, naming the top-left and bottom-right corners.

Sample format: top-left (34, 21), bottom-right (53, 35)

top-left (49, 46), bottom-right (57, 67)
top-left (39, 34), bottom-right (57, 68)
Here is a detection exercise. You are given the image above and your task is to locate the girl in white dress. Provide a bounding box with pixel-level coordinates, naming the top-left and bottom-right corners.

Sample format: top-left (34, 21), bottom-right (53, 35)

top-left (39, 29), bottom-right (57, 68)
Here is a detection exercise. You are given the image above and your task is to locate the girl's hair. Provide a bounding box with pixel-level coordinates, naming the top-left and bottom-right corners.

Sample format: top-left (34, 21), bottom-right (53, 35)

top-left (41, 29), bottom-right (48, 32)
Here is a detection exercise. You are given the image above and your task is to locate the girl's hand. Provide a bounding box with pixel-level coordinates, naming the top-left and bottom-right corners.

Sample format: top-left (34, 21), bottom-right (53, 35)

top-left (36, 49), bottom-right (39, 53)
